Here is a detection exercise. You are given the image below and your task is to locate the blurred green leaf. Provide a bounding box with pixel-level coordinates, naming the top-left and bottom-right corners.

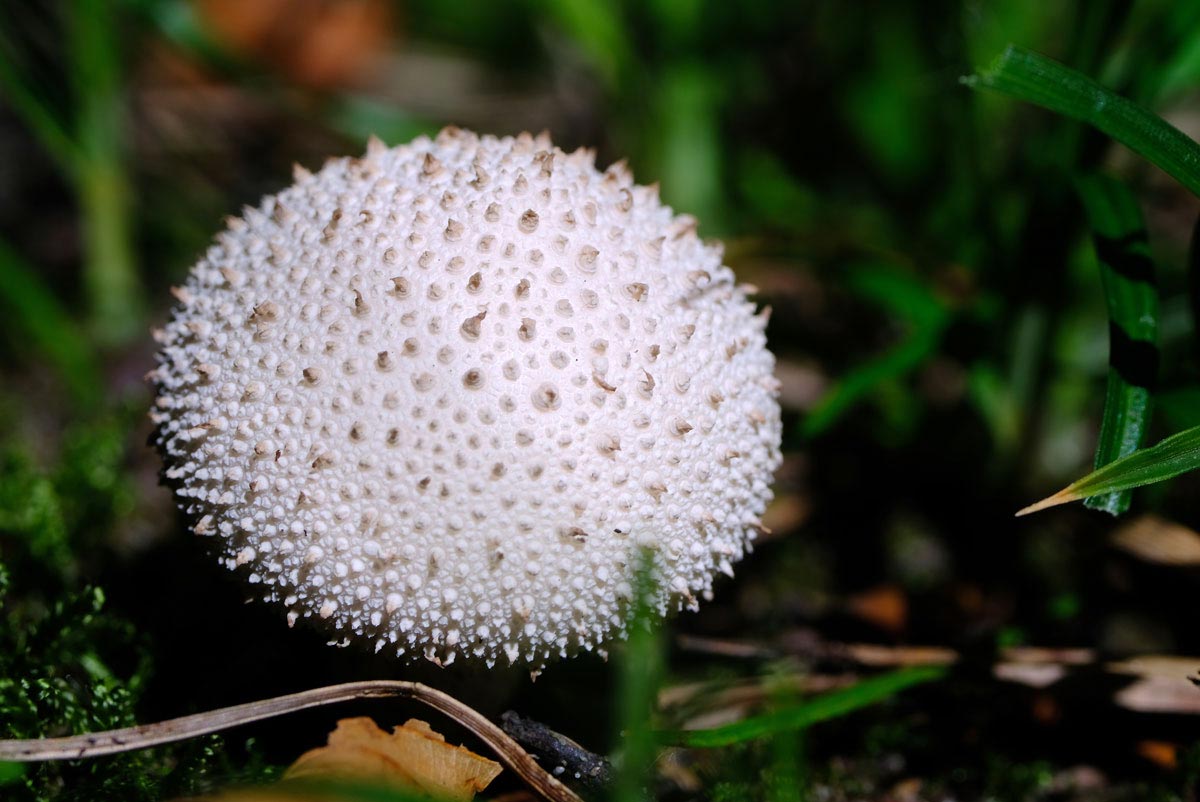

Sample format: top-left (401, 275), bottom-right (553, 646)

top-left (964, 45), bottom-right (1200, 198)
top-left (963, 0), bottom-right (1068, 73)
top-left (842, 13), bottom-right (929, 182)
top-left (325, 96), bottom-right (439, 150)
top-left (850, 264), bottom-right (946, 327)
top-left (1019, 423), bottom-right (1200, 515)
top-left (738, 150), bottom-right (819, 231)
top-left (0, 239), bottom-right (100, 405)
top-left (1151, 28), bottom-right (1200, 100)
top-left (0, 19), bottom-right (79, 176)
top-left (1157, 386), bottom-right (1200, 431)
top-left (653, 63), bottom-right (722, 228)
top-left (538, 0), bottom-right (633, 88)
top-left (802, 266), bottom-right (949, 438)
top-left (661, 666), bottom-right (945, 748)
top-left (70, 0), bottom-right (143, 344)
top-left (645, 0), bottom-right (704, 51)
top-left (1, 1), bottom-right (144, 346)
top-left (1075, 174), bottom-right (1158, 515)
top-left (1111, 2), bottom-right (1200, 102)
top-left (804, 334), bottom-right (937, 439)
top-left (968, 364), bottom-right (1022, 452)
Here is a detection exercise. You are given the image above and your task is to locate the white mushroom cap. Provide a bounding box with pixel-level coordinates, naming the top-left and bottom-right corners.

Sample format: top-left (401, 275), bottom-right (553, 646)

top-left (151, 128), bottom-right (782, 668)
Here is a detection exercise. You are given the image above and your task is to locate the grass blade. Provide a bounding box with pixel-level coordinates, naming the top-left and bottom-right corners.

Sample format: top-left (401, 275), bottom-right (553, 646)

top-left (613, 552), bottom-right (665, 802)
top-left (538, 0), bottom-right (633, 89)
top-left (69, 0), bottom-right (143, 345)
top-left (1018, 424), bottom-right (1200, 515)
top-left (660, 666), bottom-right (945, 748)
top-left (0, 19), bottom-right (79, 176)
top-left (0, 239), bottom-right (100, 405)
top-left (1075, 174), bottom-right (1159, 515)
top-left (964, 46), bottom-right (1200, 198)
top-left (766, 678), bottom-right (806, 802)
top-left (802, 265), bottom-right (948, 438)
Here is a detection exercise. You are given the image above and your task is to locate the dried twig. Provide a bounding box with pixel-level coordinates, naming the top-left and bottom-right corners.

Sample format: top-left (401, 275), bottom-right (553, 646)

top-left (0, 680), bottom-right (583, 802)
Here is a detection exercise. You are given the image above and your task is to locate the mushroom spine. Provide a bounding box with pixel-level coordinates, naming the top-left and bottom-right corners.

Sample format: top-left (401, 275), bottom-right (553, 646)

top-left (151, 128), bottom-right (782, 668)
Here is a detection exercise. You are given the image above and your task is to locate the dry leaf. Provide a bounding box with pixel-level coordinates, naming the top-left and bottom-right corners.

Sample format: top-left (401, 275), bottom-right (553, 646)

top-left (176, 717), bottom-right (501, 802)
top-left (1001, 646), bottom-right (1094, 665)
top-left (1107, 654), bottom-right (1200, 678)
top-left (1109, 656), bottom-right (1200, 714)
top-left (888, 777), bottom-right (924, 802)
top-left (1111, 515), bottom-right (1200, 566)
top-left (841, 644), bottom-right (957, 667)
top-left (197, 0), bottom-right (394, 89)
top-left (993, 662), bottom-right (1067, 688)
top-left (285, 717), bottom-right (502, 801)
top-left (845, 584), bottom-right (908, 634)
top-left (1136, 740), bottom-right (1179, 769)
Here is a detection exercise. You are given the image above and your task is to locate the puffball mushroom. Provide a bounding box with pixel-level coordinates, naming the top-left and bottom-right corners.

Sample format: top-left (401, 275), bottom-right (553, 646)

top-left (151, 127), bottom-right (782, 668)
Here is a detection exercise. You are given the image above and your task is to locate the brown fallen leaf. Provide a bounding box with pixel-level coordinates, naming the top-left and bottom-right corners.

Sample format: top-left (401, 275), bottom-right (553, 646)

top-left (177, 717), bottom-right (501, 802)
top-left (845, 584), bottom-right (908, 634)
top-left (285, 717), bottom-right (502, 801)
top-left (197, 0), bottom-right (394, 89)
top-left (840, 643), bottom-right (957, 667)
top-left (1108, 656), bottom-right (1200, 714)
top-left (1111, 515), bottom-right (1200, 566)
top-left (992, 662), bottom-right (1067, 689)
top-left (1107, 654), bottom-right (1200, 678)
top-left (1136, 740), bottom-right (1179, 770)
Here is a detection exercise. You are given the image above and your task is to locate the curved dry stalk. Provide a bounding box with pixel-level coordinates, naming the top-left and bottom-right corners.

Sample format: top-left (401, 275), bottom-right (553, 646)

top-left (0, 680), bottom-right (584, 802)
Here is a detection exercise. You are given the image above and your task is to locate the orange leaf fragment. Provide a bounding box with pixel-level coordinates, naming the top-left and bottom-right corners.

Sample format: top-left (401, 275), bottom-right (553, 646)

top-left (845, 584), bottom-right (908, 635)
top-left (1137, 739), bottom-right (1179, 770)
top-left (283, 717), bottom-right (502, 801)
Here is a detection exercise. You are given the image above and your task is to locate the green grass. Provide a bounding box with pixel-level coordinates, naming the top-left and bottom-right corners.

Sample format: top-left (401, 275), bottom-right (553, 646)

top-left (612, 553), bottom-right (666, 802)
top-left (1075, 173), bottom-right (1159, 514)
top-left (801, 264), bottom-right (950, 438)
top-left (659, 667), bottom-right (946, 749)
top-left (965, 45), bottom-right (1200, 197)
top-left (0, 240), bottom-right (101, 406)
top-left (0, 0), bottom-right (142, 346)
top-left (969, 44), bottom-right (1200, 510)
top-left (1020, 423), bottom-right (1200, 514)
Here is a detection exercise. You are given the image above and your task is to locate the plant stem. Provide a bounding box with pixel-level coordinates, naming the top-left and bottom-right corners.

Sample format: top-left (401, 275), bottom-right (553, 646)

top-left (77, 158), bottom-right (140, 345)
top-left (70, 0), bottom-right (142, 345)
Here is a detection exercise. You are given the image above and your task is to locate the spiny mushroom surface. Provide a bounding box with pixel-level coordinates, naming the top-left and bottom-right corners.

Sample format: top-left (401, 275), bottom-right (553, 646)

top-left (151, 128), bottom-right (782, 668)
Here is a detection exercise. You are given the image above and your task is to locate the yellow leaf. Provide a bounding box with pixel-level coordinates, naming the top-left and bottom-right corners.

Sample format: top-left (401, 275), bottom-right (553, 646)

top-left (284, 717), bottom-right (502, 801)
top-left (175, 717), bottom-right (501, 802)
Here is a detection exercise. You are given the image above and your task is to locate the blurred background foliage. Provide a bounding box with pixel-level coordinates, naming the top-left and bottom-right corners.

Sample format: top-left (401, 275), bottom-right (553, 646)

top-left (7, 0), bottom-right (1200, 800)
